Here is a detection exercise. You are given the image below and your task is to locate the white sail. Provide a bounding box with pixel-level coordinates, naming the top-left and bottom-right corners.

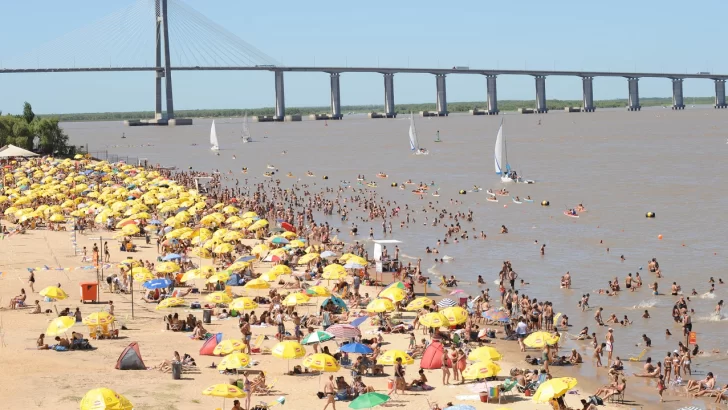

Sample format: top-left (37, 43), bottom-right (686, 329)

top-left (210, 120), bottom-right (219, 150)
top-left (494, 119), bottom-right (509, 174)
top-left (242, 112), bottom-right (251, 142)
top-left (409, 113), bottom-right (419, 151)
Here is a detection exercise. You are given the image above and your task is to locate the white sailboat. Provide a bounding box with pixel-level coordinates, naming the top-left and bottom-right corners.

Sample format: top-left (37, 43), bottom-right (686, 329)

top-left (494, 119), bottom-right (533, 183)
top-left (242, 112), bottom-right (252, 143)
top-left (210, 120), bottom-right (220, 151)
top-left (409, 113), bottom-right (428, 155)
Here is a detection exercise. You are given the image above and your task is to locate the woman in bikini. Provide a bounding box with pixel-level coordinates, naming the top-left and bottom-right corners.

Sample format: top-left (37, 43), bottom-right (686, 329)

top-left (323, 374), bottom-right (336, 410)
top-left (441, 348), bottom-right (450, 385)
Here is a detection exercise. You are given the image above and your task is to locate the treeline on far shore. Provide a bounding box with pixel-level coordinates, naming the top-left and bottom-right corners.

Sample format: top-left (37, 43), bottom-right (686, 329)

top-left (46, 97), bottom-right (717, 122)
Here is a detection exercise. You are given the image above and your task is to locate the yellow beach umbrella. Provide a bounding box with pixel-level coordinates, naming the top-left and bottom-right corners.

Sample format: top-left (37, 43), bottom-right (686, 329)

top-left (306, 285), bottom-right (331, 297)
top-left (523, 331), bottom-right (560, 348)
top-left (213, 339), bottom-right (245, 356)
top-left (227, 261), bottom-right (250, 272)
top-left (39, 286), bottom-right (68, 300)
top-left (48, 213), bottom-right (65, 222)
top-left (46, 316), bottom-right (75, 336)
top-left (281, 292), bottom-right (310, 306)
top-left (377, 350), bottom-right (414, 365)
top-left (298, 253), bottom-right (319, 264)
top-left (303, 353), bottom-right (340, 372)
top-left (323, 264), bottom-right (346, 274)
top-left (379, 287), bottom-right (406, 302)
top-left (222, 205), bottom-right (239, 214)
top-left (83, 312), bottom-right (116, 327)
top-left (206, 292), bottom-right (233, 304)
top-left (419, 312), bottom-right (450, 328)
top-left (347, 255), bottom-right (368, 266)
top-left (366, 298), bottom-right (395, 313)
top-left (281, 231), bottom-right (298, 239)
top-left (156, 262), bottom-right (180, 273)
top-left (213, 243), bottom-right (234, 254)
top-left (206, 272), bottom-right (230, 284)
top-left (532, 377), bottom-right (578, 403)
top-left (442, 306), bottom-right (469, 325)
top-left (289, 239), bottom-right (305, 248)
top-left (121, 224), bottom-right (140, 235)
top-left (212, 228), bottom-right (230, 240)
top-left (468, 346), bottom-right (503, 362)
top-left (462, 360), bottom-right (502, 380)
top-left (244, 278), bottom-right (270, 289)
top-left (180, 270), bottom-right (203, 283)
top-left (405, 297), bottom-right (434, 311)
top-left (251, 244), bottom-right (269, 256)
top-left (241, 211), bottom-right (257, 218)
top-left (271, 341), bottom-right (307, 359)
top-left (248, 219), bottom-right (269, 231)
top-left (79, 387), bottom-right (134, 410)
top-left (230, 297), bottom-right (258, 311)
top-left (155, 297), bottom-right (185, 309)
top-left (222, 231), bottom-right (243, 242)
top-left (217, 352), bottom-right (251, 370)
top-left (322, 270), bottom-right (347, 280)
top-left (268, 265), bottom-right (292, 275)
top-left (338, 253), bottom-right (357, 262)
top-left (260, 272), bottom-right (281, 282)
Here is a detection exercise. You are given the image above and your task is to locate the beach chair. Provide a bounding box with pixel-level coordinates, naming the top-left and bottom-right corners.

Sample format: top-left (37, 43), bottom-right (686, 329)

top-left (256, 378), bottom-right (278, 395)
top-left (628, 349), bottom-right (646, 362)
top-left (438, 276), bottom-right (447, 287)
top-left (487, 386), bottom-right (500, 403)
top-left (250, 334), bottom-right (271, 354)
top-left (498, 379), bottom-right (518, 402)
top-left (607, 384), bottom-right (626, 404)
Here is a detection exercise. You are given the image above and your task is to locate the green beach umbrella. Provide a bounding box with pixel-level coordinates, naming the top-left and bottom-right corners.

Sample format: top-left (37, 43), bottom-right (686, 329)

top-left (349, 392), bottom-right (390, 409)
top-left (302, 330), bottom-right (335, 345)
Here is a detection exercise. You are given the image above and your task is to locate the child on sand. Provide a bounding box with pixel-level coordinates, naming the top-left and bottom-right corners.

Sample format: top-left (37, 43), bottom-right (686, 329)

top-left (657, 374), bottom-right (666, 402)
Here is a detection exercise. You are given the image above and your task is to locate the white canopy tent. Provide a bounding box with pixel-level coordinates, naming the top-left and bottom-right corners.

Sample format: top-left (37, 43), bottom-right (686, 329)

top-left (372, 239), bottom-right (401, 273)
top-left (0, 144), bottom-right (39, 158)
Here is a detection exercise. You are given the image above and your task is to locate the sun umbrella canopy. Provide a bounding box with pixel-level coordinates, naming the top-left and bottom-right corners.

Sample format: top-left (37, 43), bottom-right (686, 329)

top-left (419, 312), bottom-right (450, 328)
top-left (82, 312), bottom-right (115, 326)
top-left (79, 387), bottom-right (134, 410)
top-left (302, 330), bottom-right (335, 345)
top-left (303, 353), bottom-right (340, 372)
top-left (366, 298), bottom-right (395, 313)
top-left (339, 342), bottom-right (373, 354)
top-left (348, 392), bottom-right (390, 409)
top-left (322, 270), bottom-right (347, 280)
top-left (281, 292), bottom-right (310, 306)
top-left (468, 346), bottom-right (503, 362)
top-left (326, 324), bottom-right (361, 339)
top-left (532, 377), bottom-right (578, 403)
top-left (155, 297), bottom-right (185, 309)
top-left (230, 297), bottom-right (258, 311)
top-left (156, 262), bottom-right (180, 273)
top-left (206, 292), bottom-right (233, 304)
top-left (244, 278), bottom-right (270, 289)
top-left (202, 384), bottom-right (246, 399)
top-left (405, 297), bottom-right (434, 311)
top-left (217, 352), bottom-right (251, 370)
top-left (142, 278), bottom-right (172, 289)
top-left (523, 331), bottom-right (560, 348)
top-left (379, 286), bottom-right (406, 302)
top-left (268, 264), bottom-right (292, 275)
top-left (462, 360), bottom-right (501, 380)
top-left (46, 316), bottom-right (75, 336)
top-left (161, 253), bottom-right (182, 261)
top-left (39, 286), bottom-right (68, 300)
top-left (377, 350), bottom-right (414, 365)
top-left (271, 341), bottom-right (306, 359)
top-left (213, 339), bottom-right (246, 356)
top-left (437, 298), bottom-right (457, 308)
top-left (442, 306), bottom-right (469, 325)
top-left (306, 285), bottom-right (331, 297)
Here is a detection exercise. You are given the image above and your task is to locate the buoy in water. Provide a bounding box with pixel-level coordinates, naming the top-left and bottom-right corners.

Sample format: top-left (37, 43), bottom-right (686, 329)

top-left (459, 190), bottom-right (466, 195)
top-left (541, 200), bottom-right (550, 206)
top-left (391, 182), bottom-right (397, 187)
top-left (658, 234), bottom-right (663, 240)
top-left (322, 176), bottom-right (328, 180)
top-left (645, 212), bottom-right (655, 218)
top-left (503, 204), bottom-right (508, 208)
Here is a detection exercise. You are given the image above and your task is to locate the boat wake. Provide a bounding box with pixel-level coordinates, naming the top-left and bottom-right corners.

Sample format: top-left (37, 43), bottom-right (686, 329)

top-left (700, 292), bottom-right (717, 299)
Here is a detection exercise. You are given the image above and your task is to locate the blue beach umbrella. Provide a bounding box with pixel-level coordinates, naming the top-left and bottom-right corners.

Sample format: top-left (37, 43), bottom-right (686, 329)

top-left (143, 278), bottom-right (172, 290)
top-left (339, 342), bottom-right (373, 354)
top-left (321, 295), bottom-right (348, 311)
top-left (271, 237), bottom-right (289, 245)
top-left (162, 253), bottom-right (182, 261)
top-left (148, 219), bottom-right (162, 225)
top-left (350, 316), bottom-right (368, 328)
top-left (235, 256), bottom-right (256, 263)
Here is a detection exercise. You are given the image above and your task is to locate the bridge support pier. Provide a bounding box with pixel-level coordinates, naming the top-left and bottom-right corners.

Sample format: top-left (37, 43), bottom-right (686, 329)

top-left (435, 74), bottom-right (448, 116)
top-left (383, 73), bottom-right (396, 118)
top-left (582, 77), bottom-right (595, 112)
top-left (627, 78), bottom-right (641, 111)
top-left (535, 75), bottom-right (548, 113)
top-left (671, 79), bottom-right (685, 110)
top-left (486, 75), bottom-right (499, 114)
top-left (715, 79), bottom-right (727, 109)
top-left (329, 73), bottom-right (343, 119)
top-left (154, 0), bottom-right (163, 120)
top-left (274, 70), bottom-right (285, 121)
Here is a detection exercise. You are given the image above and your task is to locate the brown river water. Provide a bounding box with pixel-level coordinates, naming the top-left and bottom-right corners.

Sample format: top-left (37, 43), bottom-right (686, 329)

top-left (64, 107), bottom-right (728, 408)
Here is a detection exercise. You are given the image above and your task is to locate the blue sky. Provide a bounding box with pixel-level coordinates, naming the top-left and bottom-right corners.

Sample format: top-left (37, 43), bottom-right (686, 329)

top-left (0, 0), bottom-right (725, 114)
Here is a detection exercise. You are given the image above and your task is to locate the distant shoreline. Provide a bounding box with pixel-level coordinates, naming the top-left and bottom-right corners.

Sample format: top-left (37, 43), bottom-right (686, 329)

top-left (38, 97), bottom-right (716, 122)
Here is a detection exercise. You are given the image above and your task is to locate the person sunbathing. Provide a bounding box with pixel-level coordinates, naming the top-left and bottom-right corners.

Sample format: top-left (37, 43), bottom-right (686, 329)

top-left (595, 378), bottom-right (626, 401)
top-left (568, 349), bottom-right (583, 364)
top-left (687, 372), bottom-right (716, 392)
top-left (191, 322), bottom-right (208, 340)
top-left (29, 300), bottom-right (42, 314)
top-left (695, 383), bottom-right (728, 397)
top-left (36, 333), bottom-right (49, 350)
top-left (409, 369), bottom-right (428, 388)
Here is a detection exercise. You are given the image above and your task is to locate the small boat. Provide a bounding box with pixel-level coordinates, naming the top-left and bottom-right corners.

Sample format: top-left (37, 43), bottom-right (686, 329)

top-left (494, 119), bottom-right (534, 183)
top-left (412, 190), bottom-right (426, 195)
top-left (486, 197), bottom-right (499, 202)
top-left (356, 178), bottom-right (365, 182)
top-left (469, 187), bottom-right (482, 193)
top-left (210, 120), bottom-right (220, 151)
top-left (512, 197), bottom-right (523, 204)
top-left (242, 112), bottom-right (252, 143)
top-left (495, 190), bottom-right (509, 197)
top-left (486, 189), bottom-right (496, 197)
top-left (409, 113), bottom-right (429, 155)
top-left (404, 180), bottom-right (416, 185)
top-left (376, 173), bottom-right (388, 178)
top-left (432, 192), bottom-right (440, 197)
top-left (267, 165), bottom-right (276, 170)
top-left (307, 172), bottom-right (315, 177)
top-left (263, 172), bottom-right (273, 178)
top-left (367, 182), bottom-right (377, 188)
top-left (564, 210), bottom-right (579, 218)
top-left (523, 198), bottom-right (534, 203)
top-left (286, 173), bottom-right (294, 178)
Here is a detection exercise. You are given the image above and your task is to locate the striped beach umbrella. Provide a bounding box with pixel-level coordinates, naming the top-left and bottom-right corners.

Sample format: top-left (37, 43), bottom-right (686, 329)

top-left (437, 298), bottom-right (457, 308)
top-left (326, 324), bottom-right (361, 339)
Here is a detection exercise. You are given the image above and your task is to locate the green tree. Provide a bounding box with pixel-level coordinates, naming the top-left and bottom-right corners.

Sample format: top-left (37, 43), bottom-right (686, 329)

top-left (33, 117), bottom-right (69, 154)
top-left (22, 102), bottom-right (35, 124)
top-left (12, 121), bottom-right (33, 149)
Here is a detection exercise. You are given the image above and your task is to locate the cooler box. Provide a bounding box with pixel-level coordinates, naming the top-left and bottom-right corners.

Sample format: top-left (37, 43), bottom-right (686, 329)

top-left (80, 281), bottom-right (99, 303)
